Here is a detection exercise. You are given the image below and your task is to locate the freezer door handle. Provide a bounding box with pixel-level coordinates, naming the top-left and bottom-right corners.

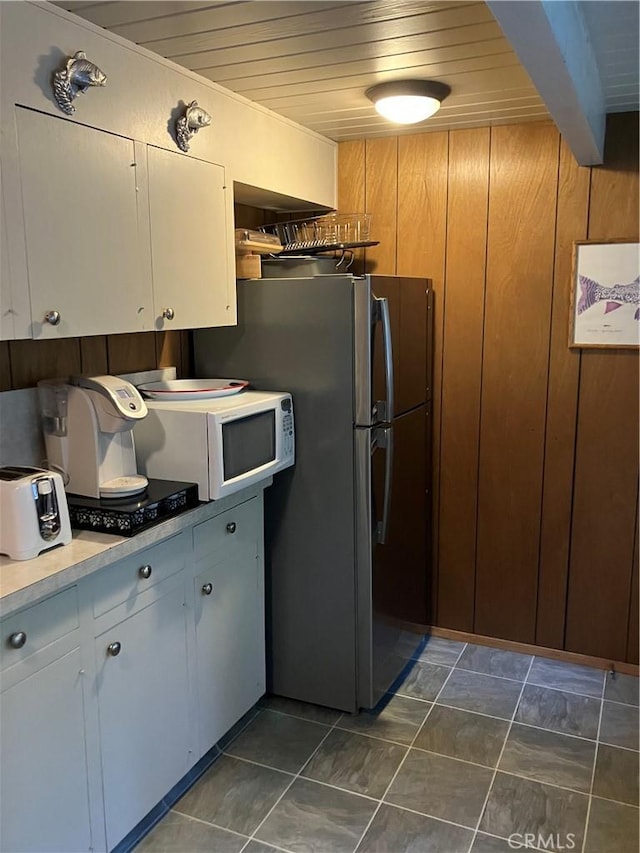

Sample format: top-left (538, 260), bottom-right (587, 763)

top-left (375, 425), bottom-right (394, 545)
top-left (375, 297), bottom-right (394, 423)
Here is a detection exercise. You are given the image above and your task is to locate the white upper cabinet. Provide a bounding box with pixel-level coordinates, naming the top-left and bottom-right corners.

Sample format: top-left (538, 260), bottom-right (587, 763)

top-left (0, 1), bottom-right (336, 340)
top-left (16, 108), bottom-right (154, 338)
top-left (147, 146), bottom-right (234, 331)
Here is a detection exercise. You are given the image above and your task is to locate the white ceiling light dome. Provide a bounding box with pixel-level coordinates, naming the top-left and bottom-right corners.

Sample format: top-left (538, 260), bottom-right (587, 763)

top-left (365, 80), bottom-right (451, 125)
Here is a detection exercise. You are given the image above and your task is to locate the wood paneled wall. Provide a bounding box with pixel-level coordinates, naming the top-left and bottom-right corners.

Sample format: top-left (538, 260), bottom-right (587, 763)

top-left (0, 331), bottom-right (191, 391)
top-left (338, 113), bottom-right (639, 664)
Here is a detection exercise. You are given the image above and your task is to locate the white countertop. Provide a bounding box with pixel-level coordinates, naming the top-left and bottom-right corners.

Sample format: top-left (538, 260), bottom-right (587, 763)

top-left (0, 481), bottom-right (270, 618)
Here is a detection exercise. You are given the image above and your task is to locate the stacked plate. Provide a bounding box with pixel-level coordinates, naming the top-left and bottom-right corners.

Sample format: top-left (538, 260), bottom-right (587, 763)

top-left (137, 379), bottom-right (248, 401)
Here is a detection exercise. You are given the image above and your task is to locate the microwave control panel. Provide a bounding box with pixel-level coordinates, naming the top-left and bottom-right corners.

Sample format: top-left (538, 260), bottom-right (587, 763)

top-left (282, 399), bottom-right (294, 459)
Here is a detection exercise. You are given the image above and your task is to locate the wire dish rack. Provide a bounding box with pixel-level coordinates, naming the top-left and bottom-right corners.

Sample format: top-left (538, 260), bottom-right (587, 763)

top-left (259, 213), bottom-right (377, 255)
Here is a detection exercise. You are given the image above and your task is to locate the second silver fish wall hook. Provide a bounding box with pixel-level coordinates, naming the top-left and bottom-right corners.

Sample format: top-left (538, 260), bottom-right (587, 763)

top-left (175, 100), bottom-right (211, 152)
top-left (53, 51), bottom-right (107, 115)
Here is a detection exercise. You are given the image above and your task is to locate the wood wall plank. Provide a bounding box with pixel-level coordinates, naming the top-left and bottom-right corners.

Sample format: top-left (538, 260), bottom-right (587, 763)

top-left (8, 339), bottom-right (81, 388)
top-left (627, 488), bottom-right (639, 664)
top-left (233, 203), bottom-right (266, 230)
top-left (438, 127), bottom-right (489, 631)
top-left (80, 336), bottom-right (108, 376)
top-left (364, 137), bottom-right (397, 275)
top-left (337, 140), bottom-right (366, 273)
top-left (155, 330), bottom-right (184, 375)
top-left (396, 133), bottom-right (448, 278)
top-left (565, 113), bottom-right (640, 660)
top-left (535, 140), bottom-right (590, 649)
top-left (338, 140), bottom-right (365, 212)
top-left (397, 132), bottom-right (448, 621)
top-left (474, 123), bottom-right (560, 643)
top-left (106, 332), bottom-right (157, 375)
top-left (0, 341), bottom-right (11, 390)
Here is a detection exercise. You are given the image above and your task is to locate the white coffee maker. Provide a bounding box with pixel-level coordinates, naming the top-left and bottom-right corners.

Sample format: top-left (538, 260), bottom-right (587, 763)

top-left (39, 375), bottom-right (149, 499)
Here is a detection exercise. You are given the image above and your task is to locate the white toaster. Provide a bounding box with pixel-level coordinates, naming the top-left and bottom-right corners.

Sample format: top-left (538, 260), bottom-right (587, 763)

top-left (0, 466), bottom-right (72, 560)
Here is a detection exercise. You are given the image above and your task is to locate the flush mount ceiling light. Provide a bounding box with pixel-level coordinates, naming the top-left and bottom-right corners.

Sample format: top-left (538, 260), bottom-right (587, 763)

top-left (365, 80), bottom-right (451, 125)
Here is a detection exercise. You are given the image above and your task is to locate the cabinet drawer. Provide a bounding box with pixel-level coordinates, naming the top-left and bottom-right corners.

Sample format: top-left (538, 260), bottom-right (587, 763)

top-left (194, 498), bottom-right (259, 563)
top-left (1, 587), bottom-right (79, 672)
top-left (91, 532), bottom-right (187, 619)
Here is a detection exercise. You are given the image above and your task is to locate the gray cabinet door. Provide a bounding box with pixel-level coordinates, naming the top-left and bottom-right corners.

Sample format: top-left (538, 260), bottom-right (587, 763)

top-left (16, 107), bottom-right (153, 338)
top-left (193, 499), bottom-right (265, 755)
top-left (147, 145), bottom-right (233, 331)
top-left (0, 647), bottom-right (92, 852)
top-left (95, 584), bottom-right (190, 850)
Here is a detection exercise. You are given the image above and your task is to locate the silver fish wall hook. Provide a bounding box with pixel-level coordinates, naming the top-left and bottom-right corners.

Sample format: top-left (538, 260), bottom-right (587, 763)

top-left (53, 50), bottom-right (107, 115)
top-left (175, 100), bottom-right (211, 152)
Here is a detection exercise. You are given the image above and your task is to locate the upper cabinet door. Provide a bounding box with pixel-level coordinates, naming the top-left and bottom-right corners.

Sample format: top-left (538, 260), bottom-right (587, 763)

top-left (16, 108), bottom-right (153, 338)
top-left (147, 146), bottom-right (233, 331)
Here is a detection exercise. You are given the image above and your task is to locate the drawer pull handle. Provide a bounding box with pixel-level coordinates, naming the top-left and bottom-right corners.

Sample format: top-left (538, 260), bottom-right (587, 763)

top-left (139, 565), bottom-right (152, 579)
top-left (8, 631), bottom-right (27, 649)
top-left (226, 522), bottom-right (236, 534)
top-left (162, 307), bottom-right (175, 321)
top-left (44, 310), bottom-right (61, 326)
top-left (202, 583), bottom-right (213, 596)
top-left (107, 641), bottom-right (122, 657)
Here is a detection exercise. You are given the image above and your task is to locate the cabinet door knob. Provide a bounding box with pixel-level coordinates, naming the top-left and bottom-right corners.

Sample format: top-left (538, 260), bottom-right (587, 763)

top-left (8, 631), bottom-right (27, 649)
top-left (202, 583), bottom-right (213, 596)
top-left (138, 564), bottom-right (152, 579)
top-left (44, 310), bottom-right (61, 326)
top-left (107, 641), bottom-right (122, 657)
top-left (226, 522), bottom-right (236, 534)
top-left (162, 307), bottom-right (175, 321)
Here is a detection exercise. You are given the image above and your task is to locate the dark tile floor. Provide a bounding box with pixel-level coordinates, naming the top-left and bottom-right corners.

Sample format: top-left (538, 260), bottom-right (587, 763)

top-left (136, 637), bottom-right (639, 853)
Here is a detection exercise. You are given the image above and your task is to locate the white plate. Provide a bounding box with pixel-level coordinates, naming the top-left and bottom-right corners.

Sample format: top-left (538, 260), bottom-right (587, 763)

top-left (137, 379), bottom-right (249, 400)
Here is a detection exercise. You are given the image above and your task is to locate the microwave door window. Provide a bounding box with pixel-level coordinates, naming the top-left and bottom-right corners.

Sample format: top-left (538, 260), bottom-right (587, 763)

top-left (222, 411), bottom-right (276, 480)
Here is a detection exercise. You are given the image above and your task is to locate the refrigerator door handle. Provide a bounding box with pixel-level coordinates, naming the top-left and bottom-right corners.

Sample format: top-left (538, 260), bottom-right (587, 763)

top-left (375, 297), bottom-right (394, 423)
top-left (376, 425), bottom-right (394, 545)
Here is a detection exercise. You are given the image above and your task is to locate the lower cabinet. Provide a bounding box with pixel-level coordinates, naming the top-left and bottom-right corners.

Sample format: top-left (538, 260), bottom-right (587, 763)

top-left (95, 580), bottom-right (190, 850)
top-left (0, 589), bottom-right (92, 853)
top-left (0, 491), bottom-right (266, 852)
top-left (193, 501), bottom-right (265, 754)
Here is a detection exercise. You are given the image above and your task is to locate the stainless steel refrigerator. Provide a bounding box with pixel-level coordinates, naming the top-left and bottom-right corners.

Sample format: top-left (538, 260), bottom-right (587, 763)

top-left (194, 274), bottom-right (432, 712)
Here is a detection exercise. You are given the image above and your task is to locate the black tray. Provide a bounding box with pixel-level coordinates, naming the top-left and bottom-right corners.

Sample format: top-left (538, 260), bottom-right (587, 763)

top-left (67, 479), bottom-right (199, 537)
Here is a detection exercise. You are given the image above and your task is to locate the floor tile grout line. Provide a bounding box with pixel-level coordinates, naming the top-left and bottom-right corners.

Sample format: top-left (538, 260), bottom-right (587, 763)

top-left (238, 707), bottom-right (348, 853)
top-left (349, 642), bottom-right (469, 853)
top-left (525, 678), bottom-right (607, 702)
top-left (218, 744), bottom-right (610, 806)
top-left (581, 671), bottom-right (608, 853)
top-left (257, 702), bottom-right (342, 726)
top-left (374, 798), bottom-right (483, 834)
top-left (590, 792), bottom-right (640, 809)
top-left (218, 752), bottom-right (297, 777)
top-left (467, 655), bottom-right (536, 853)
top-left (167, 808), bottom-right (254, 841)
top-left (261, 693), bottom-right (636, 748)
top-left (454, 664), bottom-right (532, 684)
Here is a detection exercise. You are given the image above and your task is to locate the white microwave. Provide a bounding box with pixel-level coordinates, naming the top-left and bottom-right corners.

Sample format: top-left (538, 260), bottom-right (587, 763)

top-left (134, 390), bottom-right (294, 501)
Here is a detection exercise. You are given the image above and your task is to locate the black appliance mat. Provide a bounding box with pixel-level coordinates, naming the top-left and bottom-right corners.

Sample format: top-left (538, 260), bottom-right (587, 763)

top-left (67, 479), bottom-right (199, 537)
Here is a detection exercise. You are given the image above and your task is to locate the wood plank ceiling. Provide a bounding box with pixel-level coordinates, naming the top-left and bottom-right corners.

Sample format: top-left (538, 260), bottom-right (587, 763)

top-left (56, 0), bottom-right (550, 139)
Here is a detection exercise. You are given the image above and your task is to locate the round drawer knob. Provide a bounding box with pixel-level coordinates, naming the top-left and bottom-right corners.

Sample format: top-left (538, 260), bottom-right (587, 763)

top-left (107, 641), bottom-right (122, 657)
top-left (8, 631), bottom-right (27, 649)
top-left (202, 583), bottom-right (213, 596)
top-left (226, 522), bottom-right (237, 534)
top-left (44, 310), bottom-right (61, 326)
top-left (139, 564), bottom-right (152, 579)
top-left (162, 307), bottom-right (175, 321)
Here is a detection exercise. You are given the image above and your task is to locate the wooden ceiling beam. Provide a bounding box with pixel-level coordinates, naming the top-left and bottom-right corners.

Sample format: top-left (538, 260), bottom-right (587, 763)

top-left (486, 0), bottom-right (605, 165)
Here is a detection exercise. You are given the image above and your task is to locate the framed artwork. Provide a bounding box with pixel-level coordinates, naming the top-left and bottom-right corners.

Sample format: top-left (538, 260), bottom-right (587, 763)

top-left (569, 239), bottom-right (639, 348)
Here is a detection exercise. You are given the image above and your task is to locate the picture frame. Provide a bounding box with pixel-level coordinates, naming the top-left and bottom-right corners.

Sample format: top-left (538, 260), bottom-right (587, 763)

top-left (569, 239), bottom-right (640, 349)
